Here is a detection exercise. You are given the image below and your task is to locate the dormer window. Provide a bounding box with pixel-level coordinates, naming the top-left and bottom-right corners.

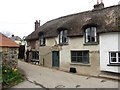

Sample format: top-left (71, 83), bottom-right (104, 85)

top-left (59, 30), bottom-right (68, 45)
top-left (39, 33), bottom-right (46, 46)
top-left (85, 27), bottom-right (97, 44)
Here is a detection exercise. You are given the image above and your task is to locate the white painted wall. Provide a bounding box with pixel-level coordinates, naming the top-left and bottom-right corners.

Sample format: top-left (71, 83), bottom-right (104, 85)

top-left (100, 32), bottom-right (120, 73)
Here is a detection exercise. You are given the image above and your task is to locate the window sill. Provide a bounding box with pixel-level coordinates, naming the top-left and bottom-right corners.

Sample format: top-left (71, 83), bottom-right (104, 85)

top-left (84, 42), bottom-right (98, 45)
top-left (59, 43), bottom-right (68, 46)
top-left (70, 63), bottom-right (91, 66)
top-left (107, 64), bottom-right (120, 66)
top-left (31, 59), bottom-right (39, 60)
top-left (40, 44), bottom-right (46, 46)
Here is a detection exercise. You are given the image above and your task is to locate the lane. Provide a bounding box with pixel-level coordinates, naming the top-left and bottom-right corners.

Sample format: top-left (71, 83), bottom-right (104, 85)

top-left (14, 60), bottom-right (119, 88)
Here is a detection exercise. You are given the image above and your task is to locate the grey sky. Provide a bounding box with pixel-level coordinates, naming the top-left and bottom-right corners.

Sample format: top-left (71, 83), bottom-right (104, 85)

top-left (0, 0), bottom-right (119, 38)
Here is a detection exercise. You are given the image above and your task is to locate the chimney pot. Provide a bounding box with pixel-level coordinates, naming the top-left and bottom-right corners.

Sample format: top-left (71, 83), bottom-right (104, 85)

top-left (93, 2), bottom-right (104, 10)
top-left (35, 20), bottom-right (40, 31)
top-left (12, 35), bottom-right (14, 37)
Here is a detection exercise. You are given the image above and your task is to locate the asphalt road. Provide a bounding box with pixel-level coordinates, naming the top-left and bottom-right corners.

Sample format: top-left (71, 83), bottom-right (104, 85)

top-left (12, 60), bottom-right (120, 89)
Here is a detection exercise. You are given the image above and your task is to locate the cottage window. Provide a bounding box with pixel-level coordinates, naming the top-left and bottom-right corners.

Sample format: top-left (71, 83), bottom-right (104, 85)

top-left (40, 34), bottom-right (46, 46)
top-left (71, 51), bottom-right (89, 64)
top-left (59, 30), bottom-right (68, 45)
top-left (85, 27), bottom-right (97, 43)
top-left (32, 51), bottom-right (39, 60)
top-left (109, 52), bottom-right (120, 64)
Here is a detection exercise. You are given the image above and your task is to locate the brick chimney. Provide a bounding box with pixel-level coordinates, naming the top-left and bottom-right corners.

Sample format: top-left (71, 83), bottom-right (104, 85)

top-left (93, 0), bottom-right (104, 10)
top-left (35, 20), bottom-right (40, 31)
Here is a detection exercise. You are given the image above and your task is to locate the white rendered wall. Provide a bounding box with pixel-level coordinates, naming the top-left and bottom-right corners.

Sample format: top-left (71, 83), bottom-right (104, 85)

top-left (100, 32), bottom-right (120, 73)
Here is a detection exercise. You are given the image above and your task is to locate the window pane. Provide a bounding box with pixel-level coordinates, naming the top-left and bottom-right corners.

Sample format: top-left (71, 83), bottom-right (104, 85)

top-left (63, 30), bottom-right (68, 43)
top-left (40, 34), bottom-right (45, 45)
top-left (77, 57), bottom-right (82, 62)
top-left (32, 52), bottom-right (34, 59)
top-left (83, 51), bottom-right (88, 57)
top-left (87, 35), bottom-right (91, 42)
top-left (63, 37), bottom-right (67, 43)
top-left (83, 57), bottom-right (89, 64)
top-left (59, 31), bottom-right (63, 43)
top-left (77, 52), bottom-right (82, 56)
top-left (118, 52), bottom-right (120, 57)
top-left (118, 58), bottom-right (120, 62)
top-left (64, 30), bottom-right (67, 37)
top-left (86, 28), bottom-right (90, 34)
top-left (111, 53), bottom-right (116, 57)
top-left (85, 28), bottom-right (90, 43)
top-left (91, 37), bottom-right (95, 42)
top-left (111, 58), bottom-right (117, 62)
top-left (91, 30), bottom-right (95, 37)
top-left (71, 57), bottom-right (77, 62)
top-left (71, 52), bottom-right (76, 56)
top-left (43, 38), bottom-right (45, 44)
top-left (91, 28), bottom-right (96, 42)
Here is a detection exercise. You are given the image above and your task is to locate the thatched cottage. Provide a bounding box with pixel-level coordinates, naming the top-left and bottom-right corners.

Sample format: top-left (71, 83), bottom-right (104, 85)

top-left (26, 2), bottom-right (120, 77)
top-left (0, 33), bottom-right (19, 68)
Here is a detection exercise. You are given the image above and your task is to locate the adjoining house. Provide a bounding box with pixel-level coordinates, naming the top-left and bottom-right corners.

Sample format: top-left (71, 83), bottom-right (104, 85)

top-left (10, 35), bottom-right (22, 45)
top-left (10, 35), bottom-right (27, 60)
top-left (26, 2), bottom-right (120, 77)
top-left (0, 33), bottom-right (19, 68)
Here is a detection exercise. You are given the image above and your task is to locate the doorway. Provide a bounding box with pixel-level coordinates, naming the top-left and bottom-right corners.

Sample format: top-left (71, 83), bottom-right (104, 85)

top-left (52, 51), bottom-right (59, 67)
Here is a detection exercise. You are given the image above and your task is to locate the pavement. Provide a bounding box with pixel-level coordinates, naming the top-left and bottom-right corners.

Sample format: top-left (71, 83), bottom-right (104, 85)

top-left (12, 60), bottom-right (120, 89)
top-left (12, 80), bottom-right (42, 88)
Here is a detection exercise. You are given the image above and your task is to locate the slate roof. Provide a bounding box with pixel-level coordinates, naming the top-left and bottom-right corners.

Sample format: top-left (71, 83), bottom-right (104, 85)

top-left (0, 33), bottom-right (19, 47)
top-left (10, 36), bottom-right (21, 41)
top-left (26, 4), bottom-right (120, 40)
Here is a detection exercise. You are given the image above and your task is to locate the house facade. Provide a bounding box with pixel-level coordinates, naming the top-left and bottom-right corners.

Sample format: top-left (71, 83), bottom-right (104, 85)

top-left (26, 3), bottom-right (120, 76)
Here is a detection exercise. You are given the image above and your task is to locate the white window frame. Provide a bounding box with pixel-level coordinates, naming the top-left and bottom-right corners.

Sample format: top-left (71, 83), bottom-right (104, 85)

top-left (85, 27), bottom-right (97, 43)
top-left (40, 34), bottom-right (45, 46)
top-left (109, 52), bottom-right (120, 64)
top-left (59, 30), bottom-right (68, 45)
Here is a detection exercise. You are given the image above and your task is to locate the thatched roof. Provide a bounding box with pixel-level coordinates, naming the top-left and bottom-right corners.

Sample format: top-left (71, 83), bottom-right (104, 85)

top-left (26, 4), bottom-right (120, 40)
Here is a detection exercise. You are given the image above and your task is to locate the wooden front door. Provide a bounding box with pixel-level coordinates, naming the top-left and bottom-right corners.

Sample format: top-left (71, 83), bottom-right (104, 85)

top-left (52, 51), bottom-right (59, 67)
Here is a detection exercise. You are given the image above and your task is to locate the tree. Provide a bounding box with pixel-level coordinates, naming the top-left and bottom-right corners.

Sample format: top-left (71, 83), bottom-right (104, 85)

top-left (1, 31), bottom-right (13, 37)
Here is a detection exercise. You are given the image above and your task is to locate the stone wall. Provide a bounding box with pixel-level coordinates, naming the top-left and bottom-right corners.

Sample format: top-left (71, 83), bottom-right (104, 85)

top-left (1, 47), bottom-right (18, 68)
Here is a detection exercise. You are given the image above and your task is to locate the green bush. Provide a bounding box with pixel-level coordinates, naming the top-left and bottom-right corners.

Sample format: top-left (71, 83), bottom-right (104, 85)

top-left (2, 65), bottom-right (24, 88)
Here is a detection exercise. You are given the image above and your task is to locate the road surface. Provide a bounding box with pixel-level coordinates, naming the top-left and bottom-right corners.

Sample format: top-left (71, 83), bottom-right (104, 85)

top-left (12, 60), bottom-right (120, 89)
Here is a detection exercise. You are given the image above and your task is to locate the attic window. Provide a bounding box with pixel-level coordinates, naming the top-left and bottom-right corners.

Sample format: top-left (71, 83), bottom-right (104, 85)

top-left (39, 33), bottom-right (46, 46)
top-left (85, 27), bottom-right (97, 44)
top-left (59, 30), bottom-right (68, 45)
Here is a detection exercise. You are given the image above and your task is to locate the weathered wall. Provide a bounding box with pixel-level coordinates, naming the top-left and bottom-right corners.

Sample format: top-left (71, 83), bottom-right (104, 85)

top-left (35, 40), bottom-right (40, 50)
top-left (100, 32), bottom-right (120, 73)
top-left (2, 47), bottom-right (18, 68)
top-left (46, 38), bottom-right (55, 46)
top-left (42, 36), bottom-right (100, 76)
top-left (27, 40), bottom-right (36, 50)
top-left (39, 46), bottom-right (52, 67)
top-left (59, 37), bottom-right (100, 76)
